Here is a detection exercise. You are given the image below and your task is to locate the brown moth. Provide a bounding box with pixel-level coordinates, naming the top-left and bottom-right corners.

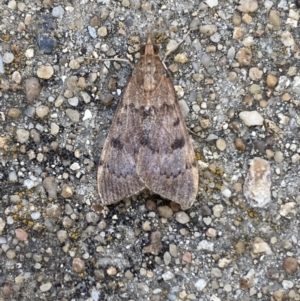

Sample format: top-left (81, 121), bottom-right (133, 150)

top-left (97, 29), bottom-right (199, 207)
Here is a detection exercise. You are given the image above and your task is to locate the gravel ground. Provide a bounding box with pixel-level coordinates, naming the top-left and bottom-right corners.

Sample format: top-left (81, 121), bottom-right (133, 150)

top-left (1, 0), bottom-right (300, 300)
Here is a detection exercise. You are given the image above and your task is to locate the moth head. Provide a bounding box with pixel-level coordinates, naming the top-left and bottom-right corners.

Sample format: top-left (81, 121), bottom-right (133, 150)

top-left (140, 44), bottom-right (159, 55)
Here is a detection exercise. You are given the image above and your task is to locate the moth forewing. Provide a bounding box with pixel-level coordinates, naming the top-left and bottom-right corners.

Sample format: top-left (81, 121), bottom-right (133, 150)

top-left (97, 29), bottom-right (199, 207)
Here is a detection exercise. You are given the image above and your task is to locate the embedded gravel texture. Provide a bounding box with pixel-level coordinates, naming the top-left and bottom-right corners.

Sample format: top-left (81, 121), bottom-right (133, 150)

top-left (0, 0), bottom-right (300, 300)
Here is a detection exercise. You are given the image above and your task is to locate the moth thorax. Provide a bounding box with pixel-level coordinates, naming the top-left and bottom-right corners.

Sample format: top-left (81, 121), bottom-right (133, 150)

top-left (144, 74), bottom-right (156, 92)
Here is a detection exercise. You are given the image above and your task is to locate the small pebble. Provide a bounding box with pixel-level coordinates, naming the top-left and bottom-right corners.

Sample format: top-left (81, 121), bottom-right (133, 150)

top-left (8, 0), bottom-right (17, 9)
top-left (174, 53), bottom-right (188, 64)
top-left (72, 258), bottom-right (86, 273)
top-left (206, 228), bottom-right (217, 237)
top-left (216, 138), bottom-right (226, 151)
top-left (43, 177), bottom-right (58, 198)
top-left (16, 129), bottom-right (30, 143)
top-left (162, 271), bottom-right (174, 281)
top-left (3, 52), bottom-right (14, 64)
top-left (269, 9), bottom-right (281, 27)
top-left (25, 77), bottom-right (41, 103)
top-left (130, 0), bottom-right (141, 9)
top-left (239, 111), bottom-right (263, 126)
top-left (235, 240), bottom-right (246, 254)
top-left (234, 138), bottom-right (246, 151)
top-left (251, 237), bottom-right (272, 255)
top-left (164, 252), bottom-right (171, 265)
top-left (66, 109), bottom-right (80, 122)
top-left (0, 218), bottom-right (6, 234)
top-left (12, 71), bottom-right (22, 83)
top-left (274, 151), bottom-right (284, 163)
top-left (249, 67), bottom-right (263, 81)
top-left (142, 221), bottom-right (151, 231)
top-left (157, 205), bottom-right (173, 219)
top-left (0, 56), bottom-right (4, 74)
top-left (238, 0), bottom-right (258, 13)
top-left (99, 93), bottom-right (113, 107)
top-left (175, 211), bottom-right (190, 224)
top-left (8, 171), bottom-right (18, 182)
top-left (107, 266), bottom-right (117, 276)
top-left (6, 249), bottom-right (16, 259)
top-left (68, 96), bottom-right (79, 106)
top-left (197, 240), bottom-right (214, 252)
top-left (86, 212), bottom-right (100, 224)
top-left (283, 257), bottom-right (298, 274)
top-left (40, 282), bottom-right (52, 292)
top-left (69, 59), bottom-right (80, 70)
top-left (266, 74), bottom-right (278, 88)
top-left (98, 26), bottom-right (108, 37)
top-left (236, 48), bottom-right (252, 66)
top-left (37, 35), bottom-right (56, 54)
top-left (36, 105), bottom-right (49, 118)
top-left (206, 0), bottom-right (218, 8)
top-left (143, 231), bottom-right (162, 255)
top-left (182, 251), bottom-right (192, 263)
top-left (83, 109), bottom-right (92, 121)
top-left (194, 279), bottom-right (207, 291)
top-left (281, 31), bottom-right (295, 47)
top-left (45, 203), bottom-right (61, 218)
top-left (213, 204), bottom-right (224, 217)
top-left (15, 228), bottom-right (28, 241)
top-left (7, 108), bottom-right (21, 119)
top-left (50, 123), bottom-right (59, 135)
top-left (31, 212), bottom-right (41, 220)
top-left (211, 267), bottom-right (222, 278)
top-left (23, 179), bottom-right (35, 189)
top-left (199, 25), bottom-right (217, 36)
top-left (37, 65), bottom-right (54, 79)
top-left (169, 243), bottom-right (178, 257)
top-left (52, 5), bottom-right (64, 17)
top-left (61, 183), bottom-right (73, 198)
top-left (244, 157), bottom-right (271, 207)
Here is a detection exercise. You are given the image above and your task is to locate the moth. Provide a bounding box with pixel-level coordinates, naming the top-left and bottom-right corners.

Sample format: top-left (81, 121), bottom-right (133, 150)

top-left (97, 29), bottom-right (199, 207)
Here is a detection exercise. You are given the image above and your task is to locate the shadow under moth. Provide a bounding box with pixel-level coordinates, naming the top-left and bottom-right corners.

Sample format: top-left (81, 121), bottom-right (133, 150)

top-left (97, 28), bottom-right (199, 208)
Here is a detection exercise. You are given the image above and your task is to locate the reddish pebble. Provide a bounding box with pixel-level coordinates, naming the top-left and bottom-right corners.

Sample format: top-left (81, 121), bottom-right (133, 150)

top-left (15, 228), bottom-right (28, 241)
top-left (182, 251), bottom-right (192, 263)
top-left (1, 284), bottom-right (14, 297)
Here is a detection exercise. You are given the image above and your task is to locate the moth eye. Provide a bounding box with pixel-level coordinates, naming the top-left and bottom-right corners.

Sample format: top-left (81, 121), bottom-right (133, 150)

top-left (140, 45), bottom-right (146, 54)
top-left (153, 45), bottom-right (159, 54)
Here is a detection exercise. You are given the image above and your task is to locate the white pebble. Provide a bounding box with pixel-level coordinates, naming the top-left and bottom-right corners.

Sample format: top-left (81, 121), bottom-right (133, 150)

top-left (206, 0), bottom-right (218, 7)
top-left (194, 279), bottom-right (207, 291)
top-left (52, 5), bottom-right (64, 17)
top-left (70, 162), bottom-right (80, 170)
top-left (83, 109), bottom-right (92, 121)
top-left (31, 212), bottom-right (41, 220)
top-left (9, 171), bottom-right (18, 182)
top-left (68, 97), bottom-right (79, 106)
top-left (162, 271), bottom-right (175, 281)
top-left (175, 211), bottom-right (190, 224)
top-left (239, 111), bottom-right (263, 126)
top-left (3, 52), bottom-right (14, 64)
top-left (23, 179), bottom-right (35, 189)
